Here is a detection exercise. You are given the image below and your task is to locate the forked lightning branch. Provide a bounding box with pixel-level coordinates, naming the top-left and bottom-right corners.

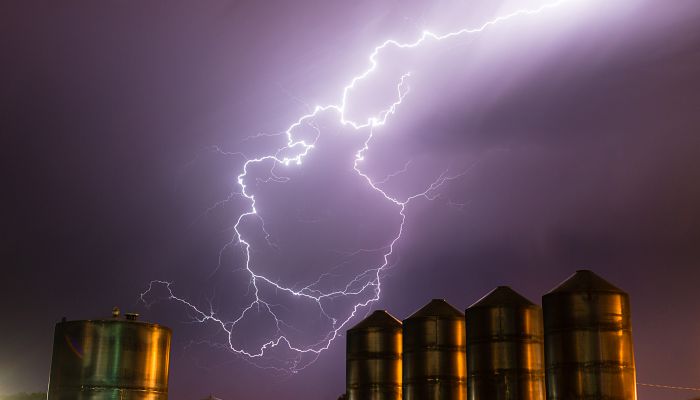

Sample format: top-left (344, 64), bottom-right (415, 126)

top-left (141, 0), bottom-right (578, 373)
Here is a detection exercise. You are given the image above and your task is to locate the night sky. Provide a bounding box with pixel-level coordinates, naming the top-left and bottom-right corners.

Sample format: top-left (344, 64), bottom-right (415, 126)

top-left (2, 1), bottom-right (700, 399)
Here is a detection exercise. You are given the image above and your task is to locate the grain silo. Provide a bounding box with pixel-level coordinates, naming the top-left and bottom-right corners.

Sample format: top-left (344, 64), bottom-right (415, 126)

top-left (48, 308), bottom-right (171, 399)
top-left (346, 310), bottom-right (403, 400)
top-left (465, 286), bottom-right (545, 400)
top-left (403, 299), bottom-right (466, 400)
top-left (543, 270), bottom-right (636, 400)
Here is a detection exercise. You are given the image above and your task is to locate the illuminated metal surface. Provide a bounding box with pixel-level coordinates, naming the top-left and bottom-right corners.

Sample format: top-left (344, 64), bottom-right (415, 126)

top-left (543, 270), bottom-right (637, 400)
top-left (48, 316), bottom-right (171, 400)
top-left (465, 286), bottom-right (545, 400)
top-left (403, 299), bottom-right (466, 400)
top-left (346, 310), bottom-right (402, 400)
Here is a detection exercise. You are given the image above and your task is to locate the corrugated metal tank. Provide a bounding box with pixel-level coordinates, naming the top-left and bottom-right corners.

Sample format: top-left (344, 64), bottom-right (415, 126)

top-left (346, 310), bottom-right (403, 400)
top-left (48, 312), bottom-right (171, 400)
top-left (543, 270), bottom-right (637, 400)
top-left (465, 286), bottom-right (545, 400)
top-left (403, 299), bottom-right (466, 400)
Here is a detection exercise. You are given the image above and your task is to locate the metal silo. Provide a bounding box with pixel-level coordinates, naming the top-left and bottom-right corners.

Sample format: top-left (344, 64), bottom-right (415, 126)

top-left (346, 310), bottom-right (403, 400)
top-left (403, 299), bottom-right (466, 400)
top-left (465, 286), bottom-right (545, 400)
top-left (543, 270), bottom-right (637, 400)
top-left (48, 309), bottom-right (171, 400)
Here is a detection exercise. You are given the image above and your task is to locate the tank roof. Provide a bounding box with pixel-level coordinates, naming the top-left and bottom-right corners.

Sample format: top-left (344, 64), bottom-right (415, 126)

top-left (349, 310), bottom-right (401, 331)
top-left (468, 286), bottom-right (536, 309)
top-left (57, 317), bottom-right (171, 331)
top-left (406, 299), bottom-right (464, 319)
top-left (546, 269), bottom-right (624, 295)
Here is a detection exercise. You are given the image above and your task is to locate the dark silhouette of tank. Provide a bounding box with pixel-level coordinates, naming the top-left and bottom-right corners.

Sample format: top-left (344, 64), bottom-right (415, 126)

top-left (48, 308), bottom-right (171, 399)
top-left (346, 310), bottom-right (403, 400)
top-left (465, 286), bottom-right (545, 400)
top-left (543, 270), bottom-right (637, 400)
top-left (402, 299), bottom-right (466, 400)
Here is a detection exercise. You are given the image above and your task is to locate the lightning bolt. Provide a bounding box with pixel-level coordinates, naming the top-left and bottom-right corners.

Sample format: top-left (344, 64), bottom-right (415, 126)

top-left (142, 0), bottom-right (579, 373)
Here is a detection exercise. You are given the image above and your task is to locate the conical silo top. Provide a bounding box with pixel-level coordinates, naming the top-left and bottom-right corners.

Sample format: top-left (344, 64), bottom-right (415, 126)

top-left (469, 286), bottom-right (536, 309)
top-left (407, 299), bottom-right (464, 319)
top-left (349, 310), bottom-right (401, 331)
top-left (547, 269), bottom-right (624, 294)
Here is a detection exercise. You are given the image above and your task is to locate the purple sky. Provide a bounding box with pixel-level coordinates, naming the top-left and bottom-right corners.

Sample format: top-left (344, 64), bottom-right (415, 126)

top-left (2, 0), bottom-right (700, 399)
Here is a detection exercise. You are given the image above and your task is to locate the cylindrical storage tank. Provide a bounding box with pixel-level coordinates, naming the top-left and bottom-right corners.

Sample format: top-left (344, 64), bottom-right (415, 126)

top-left (403, 299), bottom-right (466, 400)
top-left (465, 286), bottom-right (545, 400)
top-left (346, 310), bottom-right (402, 400)
top-left (48, 312), bottom-right (171, 399)
top-left (543, 270), bottom-right (637, 400)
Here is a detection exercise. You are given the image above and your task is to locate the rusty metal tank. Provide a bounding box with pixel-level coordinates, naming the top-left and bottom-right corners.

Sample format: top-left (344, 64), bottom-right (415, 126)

top-left (465, 286), bottom-right (545, 400)
top-left (543, 270), bottom-right (637, 400)
top-left (346, 310), bottom-right (403, 400)
top-left (403, 299), bottom-right (466, 400)
top-left (48, 309), bottom-right (171, 399)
